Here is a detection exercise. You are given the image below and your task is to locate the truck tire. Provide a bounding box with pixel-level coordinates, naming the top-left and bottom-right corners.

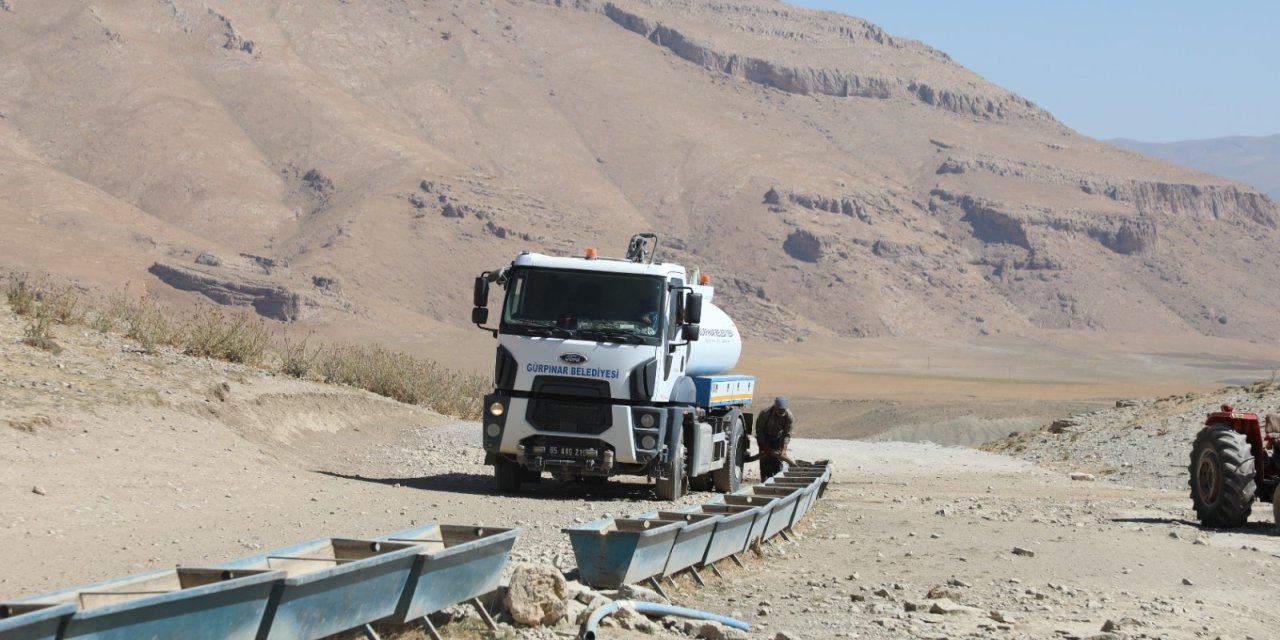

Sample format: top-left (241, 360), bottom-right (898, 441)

top-left (713, 416), bottom-right (746, 493)
top-left (690, 473), bottom-right (713, 491)
top-left (656, 444), bottom-right (686, 501)
top-left (1189, 425), bottom-right (1255, 527)
top-left (495, 458), bottom-right (523, 495)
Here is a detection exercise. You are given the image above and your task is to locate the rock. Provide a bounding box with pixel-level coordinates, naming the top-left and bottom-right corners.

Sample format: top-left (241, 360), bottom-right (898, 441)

top-left (612, 603), bottom-right (654, 632)
top-left (502, 564), bottom-right (567, 626)
top-left (1012, 546), bottom-right (1036, 557)
top-left (929, 598), bottom-right (979, 615)
top-left (1069, 472), bottom-right (1095, 481)
top-left (1181, 577), bottom-right (1193, 586)
top-left (616, 583), bottom-right (668, 604)
top-left (408, 193), bottom-right (426, 209)
top-left (775, 632), bottom-right (802, 640)
top-left (32, 486), bottom-right (47, 496)
top-left (1101, 617), bottom-right (1145, 632)
top-left (682, 620), bottom-right (746, 640)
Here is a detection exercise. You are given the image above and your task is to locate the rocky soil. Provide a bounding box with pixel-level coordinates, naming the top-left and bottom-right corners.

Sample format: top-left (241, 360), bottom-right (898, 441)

top-left (5, 304), bottom-right (1280, 639)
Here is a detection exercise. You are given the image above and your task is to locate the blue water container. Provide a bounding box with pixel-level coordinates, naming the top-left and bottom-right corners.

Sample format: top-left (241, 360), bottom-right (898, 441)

top-left (2, 567), bottom-right (281, 640)
top-left (216, 538), bottom-right (420, 640)
top-left (0, 602), bottom-right (75, 640)
top-left (378, 524), bottom-right (521, 623)
top-left (563, 518), bottom-right (685, 588)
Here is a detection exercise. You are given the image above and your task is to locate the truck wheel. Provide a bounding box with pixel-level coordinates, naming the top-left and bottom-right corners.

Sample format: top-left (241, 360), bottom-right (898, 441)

top-left (713, 417), bottom-right (746, 493)
top-left (690, 474), bottom-right (713, 491)
top-left (495, 458), bottom-right (523, 495)
top-left (1189, 425), bottom-right (1255, 527)
top-left (656, 444), bottom-right (686, 501)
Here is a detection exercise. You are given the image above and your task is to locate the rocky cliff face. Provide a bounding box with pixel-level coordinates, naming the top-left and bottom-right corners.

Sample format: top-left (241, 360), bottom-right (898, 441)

top-left (0, 0), bottom-right (1276, 345)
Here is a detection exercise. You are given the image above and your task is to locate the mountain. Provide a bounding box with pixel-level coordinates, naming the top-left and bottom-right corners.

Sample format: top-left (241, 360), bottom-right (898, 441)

top-left (1109, 134), bottom-right (1280, 201)
top-left (1, 0), bottom-right (1277, 345)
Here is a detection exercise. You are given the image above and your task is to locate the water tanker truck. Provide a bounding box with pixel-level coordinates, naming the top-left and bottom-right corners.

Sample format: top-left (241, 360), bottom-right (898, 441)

top-left (470, 233), bottom-right (754, 500)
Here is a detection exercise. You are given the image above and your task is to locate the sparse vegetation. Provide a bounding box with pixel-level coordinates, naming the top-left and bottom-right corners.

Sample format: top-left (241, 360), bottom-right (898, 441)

top-left (2, 272), bottom-right (487, 418)
top-left (182, 305), bottom-right (270, 364)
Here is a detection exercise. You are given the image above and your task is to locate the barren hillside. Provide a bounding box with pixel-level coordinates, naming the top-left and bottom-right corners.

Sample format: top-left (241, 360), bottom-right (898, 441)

top-left (1, 0), bottom-right (1276, 346)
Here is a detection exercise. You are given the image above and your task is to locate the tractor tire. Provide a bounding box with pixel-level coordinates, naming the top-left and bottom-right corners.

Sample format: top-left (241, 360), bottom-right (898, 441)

top-left (495, 458), bottom-right (523, 495)
top-left (656, 444), bottom-right (686, 501)
top-left (1274, 485), bottom-right (1280, 534)
top-left (713, 416), bottom-right (746, 493)
top-left (1189, 425), bottom-right (1255, 527)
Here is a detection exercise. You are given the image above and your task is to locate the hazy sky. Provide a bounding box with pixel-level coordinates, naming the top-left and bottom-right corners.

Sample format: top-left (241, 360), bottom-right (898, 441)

top-left (792, 1), bottom-right (1279, 143)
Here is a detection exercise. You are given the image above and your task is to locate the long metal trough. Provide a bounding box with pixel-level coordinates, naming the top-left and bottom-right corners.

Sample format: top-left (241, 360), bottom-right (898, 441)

top-left (1, 567), bottom-right (282, 640)
top-left (731, 485), bottom-right (802, 539)
top-left (704, 494), bottom-right (777, 550)
top-left (378, 524), bottom-right (521, 623)
top-left (563, 517), bottom-right (685, 588)
top-left (681, 502), bottom-right (761, 566)
top-left (0, 602), bottom-right (76, 640)
top-left (631, 511), bottom-right (719, 578)
top-left (216, 538), bottom-right (420, 640)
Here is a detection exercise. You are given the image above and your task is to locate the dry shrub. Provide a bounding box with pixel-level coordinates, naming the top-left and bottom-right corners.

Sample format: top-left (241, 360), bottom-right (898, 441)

top-left (22, 313), bottom-right (61, 354)
top-left (119, 296), bottom-right (179, 353)
top-left (278, 331), bottom-right (319, 378)
top-left (182, 305), bottom-right (270, 364)
top-left (317, 343), bottom-right (485, 418)
top-left (4, 273), bottom-right (38, 316)
top-left (42, 284), bottom-right (82, 325)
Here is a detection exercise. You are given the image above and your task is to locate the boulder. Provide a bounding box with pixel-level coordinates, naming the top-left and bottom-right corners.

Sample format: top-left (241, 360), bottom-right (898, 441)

top-left (503, 564), bottom-right (567, 626)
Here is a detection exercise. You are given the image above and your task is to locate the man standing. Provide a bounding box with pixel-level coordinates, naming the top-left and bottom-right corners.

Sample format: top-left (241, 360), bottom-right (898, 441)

top-left (756, 396), bottom-right (794, 480)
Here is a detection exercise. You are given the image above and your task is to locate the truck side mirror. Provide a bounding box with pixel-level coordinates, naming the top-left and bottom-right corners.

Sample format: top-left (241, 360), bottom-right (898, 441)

top-left (685, 292), bottom-right (703, 325)
top-left (473, 276), bottom-right (490, 308)
top-left (682, 324), bottom-right (700, 341)
top-left (472, 307), bottom-right (489, 325)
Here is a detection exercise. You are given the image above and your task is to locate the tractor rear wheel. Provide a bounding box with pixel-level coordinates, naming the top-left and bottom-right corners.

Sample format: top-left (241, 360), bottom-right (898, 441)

top-left (1189, 425), bottom-right (1255, 527)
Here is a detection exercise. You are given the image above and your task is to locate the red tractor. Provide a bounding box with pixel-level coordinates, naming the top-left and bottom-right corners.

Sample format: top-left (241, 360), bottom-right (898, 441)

top-left (1189, 404), bottom-right (1280, 527)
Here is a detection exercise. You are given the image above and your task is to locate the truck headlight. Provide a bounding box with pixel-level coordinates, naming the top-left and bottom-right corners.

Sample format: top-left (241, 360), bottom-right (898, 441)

top-left (640, 434), bottom-right (657, 450)
top-left (488, 401), bottom-right (505, 417)
top-left (485, 423), bottom-right (502, 438)
top-left (639, 413), bottom-right (656, 428)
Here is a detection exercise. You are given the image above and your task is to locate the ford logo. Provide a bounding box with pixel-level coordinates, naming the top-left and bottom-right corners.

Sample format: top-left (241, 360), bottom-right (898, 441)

top-left (560, 353), bottom-right (588, 364)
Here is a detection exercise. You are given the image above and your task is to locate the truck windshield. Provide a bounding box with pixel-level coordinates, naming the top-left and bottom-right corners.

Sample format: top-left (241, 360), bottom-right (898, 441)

top-left (501, 268), bottom-right (665, 344)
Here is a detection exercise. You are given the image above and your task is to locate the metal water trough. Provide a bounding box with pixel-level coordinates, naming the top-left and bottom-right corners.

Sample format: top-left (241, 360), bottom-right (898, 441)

top-left (0, 602), bottom-right (75, 640)
top-left (631, 511), bottom-right (719, 579)
top-left (705, 494), bottom-right (778, 550)
top-left (563, 517), bottom-right (685, 589)
top-left (765, 476), bottom-right (821, 522)
top-left (378, 524), bottom-right (521, 623)
top-left (216, 538), bottom-right (420, 640)
top-left (2, 567), bottom-right (282, 640)
top-left (682, 502), bottom-right (761, 567)
top-left (732, 485), bottom-right (802, 540)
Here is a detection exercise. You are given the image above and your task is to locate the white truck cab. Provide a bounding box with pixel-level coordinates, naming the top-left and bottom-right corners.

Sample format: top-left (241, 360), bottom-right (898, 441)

top-left (471, 234), bottom-right (754, 499)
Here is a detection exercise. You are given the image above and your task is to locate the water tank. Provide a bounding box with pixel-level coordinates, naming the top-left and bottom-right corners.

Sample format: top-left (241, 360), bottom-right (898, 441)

top-left (685, 291), bottom-right (742, 377)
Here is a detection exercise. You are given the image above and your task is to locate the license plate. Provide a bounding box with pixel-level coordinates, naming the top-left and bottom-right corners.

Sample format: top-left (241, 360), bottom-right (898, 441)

top-left (547, 445), bottom-right (594, 457)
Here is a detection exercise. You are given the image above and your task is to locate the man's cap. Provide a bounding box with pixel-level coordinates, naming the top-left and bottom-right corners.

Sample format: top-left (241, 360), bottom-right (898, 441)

top-left (773, 396), bottom-right (788, 409)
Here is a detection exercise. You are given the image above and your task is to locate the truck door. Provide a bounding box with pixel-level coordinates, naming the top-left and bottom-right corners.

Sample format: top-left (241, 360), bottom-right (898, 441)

top-left (663, 277), bottom-right (683, 381)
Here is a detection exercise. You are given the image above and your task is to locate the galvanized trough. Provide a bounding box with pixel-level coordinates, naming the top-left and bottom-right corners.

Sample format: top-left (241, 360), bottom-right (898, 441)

top-left (631, 511), bottom-right (719, 578)
top-left (378, 524), bottom-right (521, 623)
top-left (765, 476), bottom-right (821, 522)
top-left (216, 538), bottom-right (420, 640)
top-left (0, 602), bottom-right (75, 640)
top-left (2, 567), bottom-right (282, 640)
top-left (563, 517), bottom-right (685, 589)
top-left (678, 502), bottom-right (760, 567)
top-left (733, 485), bottom-right (802, 540)
top-left (704, 494), bottom-right (778, 550)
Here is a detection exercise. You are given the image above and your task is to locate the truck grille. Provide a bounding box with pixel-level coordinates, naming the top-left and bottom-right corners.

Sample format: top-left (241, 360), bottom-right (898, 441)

top-left (527, 376), bottom-right (612, 434)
